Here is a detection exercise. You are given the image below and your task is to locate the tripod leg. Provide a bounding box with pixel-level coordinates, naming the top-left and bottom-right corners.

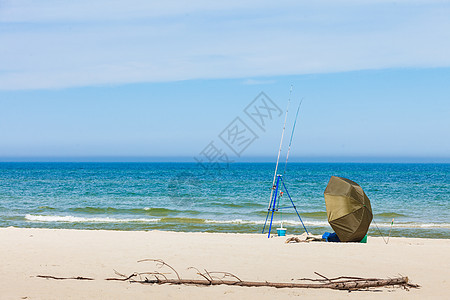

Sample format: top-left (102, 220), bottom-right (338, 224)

top-left (267, 175), bottom-right (281, 238)
top-left (262, 191), bottom-right (276, 233)
top-left (281, 178), bottom-right (309, 235)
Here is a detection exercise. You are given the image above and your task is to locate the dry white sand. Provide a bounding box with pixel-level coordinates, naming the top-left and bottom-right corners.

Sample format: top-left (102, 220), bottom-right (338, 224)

top-left (0, 227), bottom-right (449, 299)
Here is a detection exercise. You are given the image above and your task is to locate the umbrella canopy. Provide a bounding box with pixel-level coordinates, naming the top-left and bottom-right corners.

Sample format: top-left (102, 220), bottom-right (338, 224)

top-left (324, 176), bottom-right (373, 242)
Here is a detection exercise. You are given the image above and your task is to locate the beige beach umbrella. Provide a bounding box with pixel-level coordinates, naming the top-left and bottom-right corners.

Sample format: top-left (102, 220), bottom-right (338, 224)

top-left (324, 176), bottom-right (373, 242)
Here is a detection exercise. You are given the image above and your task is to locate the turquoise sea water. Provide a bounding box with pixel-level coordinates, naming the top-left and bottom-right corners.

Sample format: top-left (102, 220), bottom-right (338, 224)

top-left (0, 162), bottom-right (448, 238)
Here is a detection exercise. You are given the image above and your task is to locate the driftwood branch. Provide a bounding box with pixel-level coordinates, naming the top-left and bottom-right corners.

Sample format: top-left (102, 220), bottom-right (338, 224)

top-left (140, 271), bottom-right (169, 281)
top-left (114, 276), bottom-right (413, 290)
top-left (106, 270), bottom-right (170, 282)
top-left (208, 271), bottom-right (242, 283)
top-left (137, 259), bottom-right (181, 281)
top-left (37, 275), bottom-right (94, 281)
top-left (314, 272), bottom-right (330, 281)
top-left (286, 236), bottom-right (324, 243)
top-left (187, 267), bottom-right (212, 283)
top-left (37, 259), bottom-right (420, 291)
top-left (109, 259), bottom-right (418, 291)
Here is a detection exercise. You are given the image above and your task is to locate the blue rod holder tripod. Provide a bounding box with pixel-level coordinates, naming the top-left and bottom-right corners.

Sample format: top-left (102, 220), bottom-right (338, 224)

top-left (262, 174), bottom-right (308, 238)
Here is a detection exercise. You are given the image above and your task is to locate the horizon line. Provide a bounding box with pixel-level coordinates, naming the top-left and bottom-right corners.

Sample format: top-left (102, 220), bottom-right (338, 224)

top-left (0, 156), bottom-right (449, 164)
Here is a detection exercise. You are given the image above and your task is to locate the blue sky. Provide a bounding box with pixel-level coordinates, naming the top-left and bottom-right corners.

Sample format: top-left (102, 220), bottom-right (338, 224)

top-left (0, 1), bottom-right (449, 162)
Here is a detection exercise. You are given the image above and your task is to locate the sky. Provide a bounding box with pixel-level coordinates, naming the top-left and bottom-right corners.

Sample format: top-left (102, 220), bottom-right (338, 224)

top-left (0, 0), bottom-right (449, 162)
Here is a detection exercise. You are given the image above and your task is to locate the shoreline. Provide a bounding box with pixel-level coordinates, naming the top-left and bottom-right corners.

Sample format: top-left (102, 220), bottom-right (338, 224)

top-left (4, 224), bottom-right (450, 237)
top-left (5, 223), bottom-right (450, 240)
top-left (1, 227), bottom-right (449, 299)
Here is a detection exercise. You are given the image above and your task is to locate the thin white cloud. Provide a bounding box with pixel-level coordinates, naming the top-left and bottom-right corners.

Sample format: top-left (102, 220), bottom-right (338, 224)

top-left (0, 0), bottom-right (450, 89)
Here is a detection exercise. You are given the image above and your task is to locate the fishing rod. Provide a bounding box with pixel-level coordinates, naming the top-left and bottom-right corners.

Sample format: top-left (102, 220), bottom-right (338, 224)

top-left (278, 98), bottom-right (306, 234)
top-left (283, 98), bottom-right (303, 175)
top-left (267, 85), bottom-right (292, 209)
top-left (387, 218), bottom-right (395, 244)
top-left (263, 86), bottom-right (309, 237)
top-left (373, 218), bottom-right (394, 244)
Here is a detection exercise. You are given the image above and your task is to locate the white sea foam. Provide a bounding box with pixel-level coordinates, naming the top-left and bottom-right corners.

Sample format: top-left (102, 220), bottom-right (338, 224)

top-left (24, 214), bottom-right (450, 229)
top-left (204, 219), bottom-right (330, 226)
top-left (205, 219), bottom-right (263, 225)
top-left (204, 218), bottom-right (450, 229)
top-left (378, 222), bottom-right (450, 229)
top-left (25, 214), bottom-right (160, 223)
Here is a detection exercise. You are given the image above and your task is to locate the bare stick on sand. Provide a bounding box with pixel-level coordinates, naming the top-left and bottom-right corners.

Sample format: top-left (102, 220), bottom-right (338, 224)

top-left (38, 259), bottom-right (419, 291)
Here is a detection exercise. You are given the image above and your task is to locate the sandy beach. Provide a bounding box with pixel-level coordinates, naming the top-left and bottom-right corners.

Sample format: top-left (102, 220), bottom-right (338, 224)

top-left (0, 228), bottom-right (448, 299)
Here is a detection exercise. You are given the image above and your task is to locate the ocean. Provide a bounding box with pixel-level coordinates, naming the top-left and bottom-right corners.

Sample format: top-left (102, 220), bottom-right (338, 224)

top-left (0, 162), bottom-right (448, 239)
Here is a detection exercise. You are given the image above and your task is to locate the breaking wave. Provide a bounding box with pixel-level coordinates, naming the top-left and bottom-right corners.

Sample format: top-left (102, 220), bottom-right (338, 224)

top-left (25, 214), bottom-right (160, 223)
top-left (23, 214), bottom-right (450, 229)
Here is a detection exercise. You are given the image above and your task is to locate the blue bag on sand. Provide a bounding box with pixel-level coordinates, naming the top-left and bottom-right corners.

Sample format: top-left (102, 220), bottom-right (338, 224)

top-left (322, 232), bottom-right (332, 240)
top-left (322, 232), bottom-right (341, 242)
